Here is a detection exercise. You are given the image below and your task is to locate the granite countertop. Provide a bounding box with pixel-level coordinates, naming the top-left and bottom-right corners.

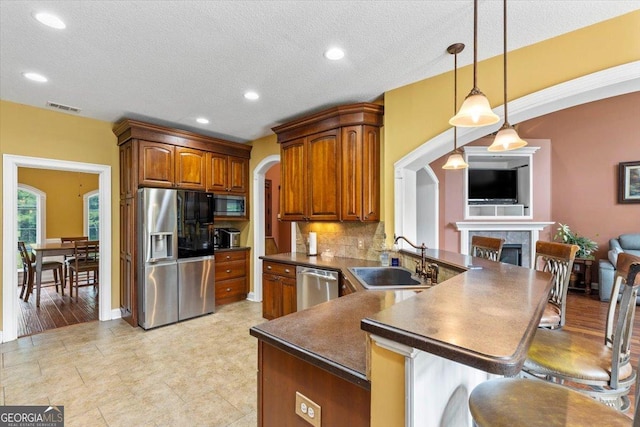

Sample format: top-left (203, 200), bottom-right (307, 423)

top-left (251, 250), bottom-right (553, 384)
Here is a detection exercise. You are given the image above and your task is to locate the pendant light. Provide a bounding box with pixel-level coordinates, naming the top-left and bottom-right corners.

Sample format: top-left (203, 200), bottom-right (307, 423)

top-left (449, 0), bottom-right (499, 128)
top-left (443, 43), bottom-right (469, 170)
top-left (488, 0), bottom-right (527, 151)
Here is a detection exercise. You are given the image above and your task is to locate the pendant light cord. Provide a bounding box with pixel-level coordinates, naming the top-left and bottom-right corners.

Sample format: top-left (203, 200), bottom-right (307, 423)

top-left (473, 0), bottom-right (478, 89)
top-left (454, 48), bottom-right (458, 150)
top-left (503, 0), bottom-right (508, 124)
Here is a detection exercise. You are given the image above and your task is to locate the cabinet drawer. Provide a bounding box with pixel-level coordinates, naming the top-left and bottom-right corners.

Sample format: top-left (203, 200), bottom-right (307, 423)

top-left (217, 250), bottom-right (246, 263)
top-left (215, 260), bottom-right (246, 281)
top-left (215, 277), bottom-right (246, 300)
top-left (263, 261), bottom-right (296, 278)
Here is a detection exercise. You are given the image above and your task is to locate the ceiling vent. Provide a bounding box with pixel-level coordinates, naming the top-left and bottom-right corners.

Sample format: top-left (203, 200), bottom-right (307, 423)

top-left (46, 101), bottom-right (81, 113)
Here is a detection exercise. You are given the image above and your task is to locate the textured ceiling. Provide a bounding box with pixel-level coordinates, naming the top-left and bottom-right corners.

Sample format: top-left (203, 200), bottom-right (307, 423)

top-left (1, 1), bottom-right (638, 142)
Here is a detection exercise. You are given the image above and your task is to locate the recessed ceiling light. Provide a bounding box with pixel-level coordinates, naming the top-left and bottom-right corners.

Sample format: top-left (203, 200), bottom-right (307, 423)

top-left (324, 47), bottom-right (345, 61)
top-left (244, 91), bottom-right (260, 101)
top-left (34, 12), bottom-right (66, 29)
top-left (196, 117), bottom-right (209, 124)
top-left (23, 72), bottom-right (48, 83)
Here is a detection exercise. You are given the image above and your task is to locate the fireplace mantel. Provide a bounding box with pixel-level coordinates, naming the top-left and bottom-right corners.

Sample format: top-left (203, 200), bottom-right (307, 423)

top-left (456, 221), bottom-right (554, 268)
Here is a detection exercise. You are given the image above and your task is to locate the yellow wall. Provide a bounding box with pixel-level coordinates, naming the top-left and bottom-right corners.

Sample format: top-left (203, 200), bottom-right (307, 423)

top-left (18, 168), bottom-right (99, 238)
top-left (0, 100), bottom-right (119, 329)
top-left (382, 10), bottom-right (640, 241)
top-left (370, 340), bottom-right (406, 427)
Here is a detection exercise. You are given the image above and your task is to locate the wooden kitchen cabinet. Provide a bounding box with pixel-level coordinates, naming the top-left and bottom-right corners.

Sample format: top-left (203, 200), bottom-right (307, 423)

top-left (341, 125), bottom-right (380, 221)
top-left (114, 119), bottom-right (251, 326)
top-left (207, 153), bottom-right (248, 194)
top-left (215, 248), bottom-right (250, 305)
top-left (138, 141), bottom-right (207, 190)
top-left (262, 260), bottom-right (297, 319)
top-left (273, 102), bottom-right (383, 222)
top-left (280, 130), bottom-right (341, 221)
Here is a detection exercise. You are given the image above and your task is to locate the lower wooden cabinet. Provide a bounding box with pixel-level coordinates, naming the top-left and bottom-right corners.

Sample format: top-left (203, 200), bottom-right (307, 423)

top-left (262, 260), bottom-right (297, 319)
top-left (215, 248), bottom-right (250, 305)
top-left (257, 341), bottom-right (370, 427)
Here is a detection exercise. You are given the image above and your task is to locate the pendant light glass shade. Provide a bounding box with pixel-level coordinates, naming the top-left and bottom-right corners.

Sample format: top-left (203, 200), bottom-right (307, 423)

top-left (488, 0), bottom-right (527, 151)
top-left (442, 150), bottom-right (468, 169)
top-left (449, 90), bottom-right (499, 127)
top-left (488, 124), bottom-right (527, 151)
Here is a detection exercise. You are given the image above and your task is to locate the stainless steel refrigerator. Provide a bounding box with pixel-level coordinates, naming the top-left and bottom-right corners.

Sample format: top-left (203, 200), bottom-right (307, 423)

top-left (138, 188), bottom-right (215, 330)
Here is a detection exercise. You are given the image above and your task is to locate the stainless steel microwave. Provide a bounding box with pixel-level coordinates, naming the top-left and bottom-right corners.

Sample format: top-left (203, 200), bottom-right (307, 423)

top-left (213, 194), bottom-right (246, 217)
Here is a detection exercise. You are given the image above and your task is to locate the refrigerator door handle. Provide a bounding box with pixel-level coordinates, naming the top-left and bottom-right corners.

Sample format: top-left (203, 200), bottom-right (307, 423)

top-left (177, 256), bottom-right (214, 264)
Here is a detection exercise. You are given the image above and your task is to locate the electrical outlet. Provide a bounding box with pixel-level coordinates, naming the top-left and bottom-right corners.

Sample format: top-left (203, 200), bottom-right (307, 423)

top-left (357, 239), bottom-right (364, 250)
top-left (295, 392), bottom-right (321, 427)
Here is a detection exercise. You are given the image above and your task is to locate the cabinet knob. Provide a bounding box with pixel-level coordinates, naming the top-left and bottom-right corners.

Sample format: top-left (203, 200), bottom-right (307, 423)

top-left (267, 265), bottom-right (272, 270)
top-left (285, 269), bottom-right (290, 273)
top-left (226, 269), bottom-right (231, 273)
top-left (226, 287), bottom-right (231, 292)
top-left (226, 255), bottom-right (231, 260)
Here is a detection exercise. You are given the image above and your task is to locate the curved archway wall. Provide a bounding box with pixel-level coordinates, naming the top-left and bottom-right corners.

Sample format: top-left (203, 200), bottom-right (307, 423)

top-left (382, 11), bottom-right (640, 247)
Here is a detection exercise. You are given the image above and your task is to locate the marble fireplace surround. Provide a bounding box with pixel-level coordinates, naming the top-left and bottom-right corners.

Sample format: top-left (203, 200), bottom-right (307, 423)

top-left (456, 222), bottom-right (554, 268)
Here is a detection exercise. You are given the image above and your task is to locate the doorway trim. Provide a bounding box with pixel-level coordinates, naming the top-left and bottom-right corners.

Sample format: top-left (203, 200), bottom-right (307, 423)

top-left (2, 154), bottom-right (113, 342)
top-left (250, 154), bottom-right (281, 302)
top-left (393, 61), bottom-right (640, 247)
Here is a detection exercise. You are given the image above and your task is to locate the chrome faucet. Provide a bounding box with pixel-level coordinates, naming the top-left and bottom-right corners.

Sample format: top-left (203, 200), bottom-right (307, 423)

top-left (393, 235), bottom-right (437, 284)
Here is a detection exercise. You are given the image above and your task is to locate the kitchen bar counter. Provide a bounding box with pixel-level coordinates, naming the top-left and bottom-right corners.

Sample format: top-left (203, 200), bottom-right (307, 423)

top-left (251, 250), bottom-right (553, 383)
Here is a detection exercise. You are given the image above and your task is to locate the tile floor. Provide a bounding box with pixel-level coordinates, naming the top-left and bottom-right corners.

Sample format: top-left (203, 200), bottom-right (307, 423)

top-left (1, 300), bottom-right (265, 426)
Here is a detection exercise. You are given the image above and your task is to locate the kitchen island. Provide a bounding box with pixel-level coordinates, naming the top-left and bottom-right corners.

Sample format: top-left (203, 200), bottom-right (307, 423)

top-left (250, 249), bottom-right (553, 426)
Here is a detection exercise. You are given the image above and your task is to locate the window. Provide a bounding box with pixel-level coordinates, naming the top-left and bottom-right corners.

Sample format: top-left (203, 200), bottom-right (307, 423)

top-left (84, 190), bottom-right (99, 240)
top-left (17, 185), bottom-right (46, 245)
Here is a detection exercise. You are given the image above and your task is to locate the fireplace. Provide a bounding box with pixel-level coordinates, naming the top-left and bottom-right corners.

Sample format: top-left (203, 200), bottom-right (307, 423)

top-left (456, 222), bottom-right (554, 269)
top-left (500, 244), bottom-right (523, 266)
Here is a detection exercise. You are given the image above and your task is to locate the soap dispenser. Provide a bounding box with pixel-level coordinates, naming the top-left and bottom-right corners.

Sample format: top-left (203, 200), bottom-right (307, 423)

top-left (380, 236), bottom-right (390, 267)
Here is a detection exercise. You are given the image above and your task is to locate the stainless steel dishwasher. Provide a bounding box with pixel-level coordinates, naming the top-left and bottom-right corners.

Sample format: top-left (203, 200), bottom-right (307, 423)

top-left (296, 266), bottom-right (339, 310)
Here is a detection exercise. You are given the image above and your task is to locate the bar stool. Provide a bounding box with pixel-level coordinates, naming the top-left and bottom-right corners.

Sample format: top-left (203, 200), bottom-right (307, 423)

top-left (468, 262), bottom-right (640, 425)
top-left (523, 260), bottom-right (640, 411)
top-left (533, 240), bottom-right (579, 329)
top-left (470, 236), bottom-right (505, 261)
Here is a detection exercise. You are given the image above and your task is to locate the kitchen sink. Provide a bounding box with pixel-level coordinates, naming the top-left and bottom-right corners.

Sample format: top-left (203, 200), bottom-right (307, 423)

top-left (348, 266), bottom-right (429, 290)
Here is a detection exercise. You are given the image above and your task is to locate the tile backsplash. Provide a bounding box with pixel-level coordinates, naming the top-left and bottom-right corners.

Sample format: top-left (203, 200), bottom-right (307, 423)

top-left (295, 222), bottom-right (386, 261)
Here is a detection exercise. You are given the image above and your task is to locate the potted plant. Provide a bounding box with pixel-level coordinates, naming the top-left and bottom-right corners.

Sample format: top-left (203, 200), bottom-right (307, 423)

top-left (553, 223), bottom-right (598, 259)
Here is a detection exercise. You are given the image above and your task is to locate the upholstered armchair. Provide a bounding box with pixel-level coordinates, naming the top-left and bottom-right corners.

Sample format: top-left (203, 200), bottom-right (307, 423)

top-left (598, 233), bottom-right (640, 301)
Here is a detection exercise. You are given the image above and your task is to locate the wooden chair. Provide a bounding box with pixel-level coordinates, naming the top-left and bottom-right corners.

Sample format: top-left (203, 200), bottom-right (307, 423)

top-left (520, 261), bottom-right (640, 411)
top-left (18, 241), bottom-right (64, 301)
top-left (60, 236), bottom-right (88, 288)
top-left (68, 240), bottom-right (99, 302)
top-left (470, 236), bottom-right (505, 261)
top-left (469, 263), bottom-right (640, 425)
top-left (534, 240), bottom-right (579, 329)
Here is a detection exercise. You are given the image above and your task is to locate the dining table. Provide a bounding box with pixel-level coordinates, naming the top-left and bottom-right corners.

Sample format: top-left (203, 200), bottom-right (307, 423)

top-left (30, 242), bottom-right (75, 306)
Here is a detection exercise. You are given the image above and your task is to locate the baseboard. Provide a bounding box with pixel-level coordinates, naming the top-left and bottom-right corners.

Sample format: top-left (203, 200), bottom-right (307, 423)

top-left (110, 308), bottom-right (122, 319)
top-left (0, 330), bottom-right (3, 343)
top-left (246, 292), bottom-right (260, 302)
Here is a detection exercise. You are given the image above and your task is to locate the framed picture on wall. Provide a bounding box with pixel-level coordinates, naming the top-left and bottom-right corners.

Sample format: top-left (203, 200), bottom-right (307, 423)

top-left (618, 161), bottom-right (640, 204)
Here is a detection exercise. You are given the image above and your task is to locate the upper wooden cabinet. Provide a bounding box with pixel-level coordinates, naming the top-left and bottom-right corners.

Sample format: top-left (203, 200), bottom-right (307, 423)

top-left (175, 146), bottom-right (207, 190)
top-left (273, 103), bottom-right (383, 222)
top-left (207, 153), bottom-right (248, 194)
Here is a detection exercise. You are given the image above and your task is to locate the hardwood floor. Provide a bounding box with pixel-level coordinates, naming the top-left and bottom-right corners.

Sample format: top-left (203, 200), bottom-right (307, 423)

top-left (17, 275), bottom-right (99, 337)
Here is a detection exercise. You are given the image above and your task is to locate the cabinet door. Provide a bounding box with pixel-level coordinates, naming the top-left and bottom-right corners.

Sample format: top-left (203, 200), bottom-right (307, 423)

top-left (207, 152), bottom-right (229, 192)
top-left (120, 197), bottom-right (137, 326)
top-left (119, 142), bottom-right (135, 198)
top-left (174, 147), bottom-right (206, 190)
top-left (341, 126), bottom-right (363, 221)
top-left (138, 141), bottom-right (174, 188)
top-left (361, 125), bottom-right (380, 221)
top-left (228, 156), bottom-right (248, 193)
top-left (262, 273), bottom-right (281, 320)
top-left (307, 130), bottom-right (341, 221)
top-left (280, 138), bottom-right (307, 221)
top-left (281, 277), bottom-right (297, 317)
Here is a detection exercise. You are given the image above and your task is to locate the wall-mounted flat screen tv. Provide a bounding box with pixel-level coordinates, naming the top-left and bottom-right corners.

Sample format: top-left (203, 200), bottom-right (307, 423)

top-left (468, 169), bottom-right (518, 203)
